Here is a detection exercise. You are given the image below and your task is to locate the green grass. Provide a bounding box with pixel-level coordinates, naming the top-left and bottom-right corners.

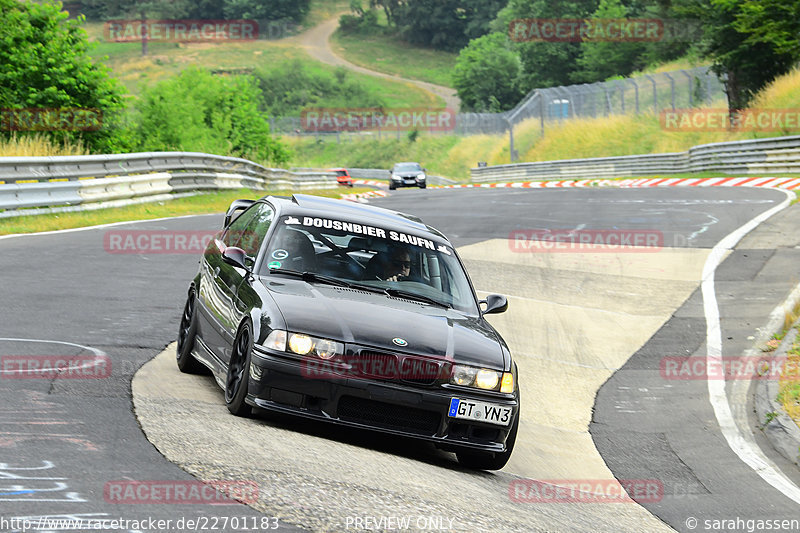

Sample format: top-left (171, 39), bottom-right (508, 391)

top-left (82, 22), bottom-right (438, 108)
top-left (778, 327), bottom-right (800, 427)
top-left (0, 187), bottom-right (370, 235)
top-left (331, 29), bottom-right (458, 88)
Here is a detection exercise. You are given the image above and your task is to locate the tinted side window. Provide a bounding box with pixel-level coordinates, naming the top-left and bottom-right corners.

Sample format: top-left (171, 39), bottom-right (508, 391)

top-left (223, 205), bottom-right (259, 248)
top-left (239, 204), bottom-right (274, 256)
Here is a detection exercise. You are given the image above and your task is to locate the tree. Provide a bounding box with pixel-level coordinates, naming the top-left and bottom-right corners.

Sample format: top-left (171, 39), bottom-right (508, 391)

top-left (75, 0), bottom-right (310, 23)
top-left (393, 0), bottom-right (506, 51)
top-left (223, 0), bottom-right (311, 22)
top-left (370, 0), bottom-right (403, 26)
top-left (0, 0), bottom-right (127, 152)
top-left (573, 0), bottom-right (648, 82)
top-left (135, 68), bottom-right (289, 164)
top-left (453, 33), bottom-right (525, 112)
top-left (682, 0), bottom-right (799, 110)
top-left (734, 0), bottom-right (800, 57)
top-left (493, 0), bottom-right (601, 90)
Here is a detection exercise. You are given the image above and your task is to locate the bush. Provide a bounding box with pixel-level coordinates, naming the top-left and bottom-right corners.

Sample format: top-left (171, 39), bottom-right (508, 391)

top-left (338, 7), bottom-right (380, 35)
top-left (134, 68), bottom-right (289, 165)
top-left (0, 0), bottom-right (128, 153)
top-left (453, 33), bottom-right (524, 112)
top-left (254, 61), bottom-right (385, 117)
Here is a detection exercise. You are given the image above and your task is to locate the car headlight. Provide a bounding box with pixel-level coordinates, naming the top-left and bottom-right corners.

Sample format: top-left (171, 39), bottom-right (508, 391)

top-left (392, 174), bottom-right (401, 181)
top-left (450, 364), bottom-right (514, 392)
top-left (475, 369), bottom-right (499, 389)
top-left (262, 330), bottom-right (342, 360)
top-left (451, 365), bottom-right (478, 386)
top-left (417, 173), bottom-right (426, 180)
top-left (288, 333), bottom-right (313, 355)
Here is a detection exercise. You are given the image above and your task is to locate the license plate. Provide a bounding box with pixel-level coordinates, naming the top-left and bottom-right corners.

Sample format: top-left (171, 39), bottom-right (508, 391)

top-left (404, 179), bottom-right (416, 184)
top-left (448, 398), bottom-right (513, 426)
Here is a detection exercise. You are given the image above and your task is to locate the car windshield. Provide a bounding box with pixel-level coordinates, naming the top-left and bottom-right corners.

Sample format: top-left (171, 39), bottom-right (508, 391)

top-left (260, 215), bottom-right (478, 314)
top-left (394, 163), bottom-right (421, 172)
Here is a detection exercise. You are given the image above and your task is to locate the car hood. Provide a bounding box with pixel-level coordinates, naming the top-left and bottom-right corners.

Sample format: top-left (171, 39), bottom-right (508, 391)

top-left (261, 278), bottom-right (506, 369)
top-left (393, 171), bottom-right (423, 178)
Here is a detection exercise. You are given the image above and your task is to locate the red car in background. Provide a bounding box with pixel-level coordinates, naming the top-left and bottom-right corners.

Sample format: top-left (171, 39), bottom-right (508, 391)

top-left (330, 168), bottom-right (353, 187)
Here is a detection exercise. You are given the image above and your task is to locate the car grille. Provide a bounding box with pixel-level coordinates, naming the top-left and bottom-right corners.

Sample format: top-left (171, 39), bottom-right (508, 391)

top-left (348, 351), bottom-right (447, 386)
top-left (337, 396), bottom-right (441, 435)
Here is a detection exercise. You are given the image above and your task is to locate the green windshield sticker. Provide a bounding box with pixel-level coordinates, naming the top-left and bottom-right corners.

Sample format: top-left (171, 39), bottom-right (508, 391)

top-left (267, 261), bottom-right (282, 269)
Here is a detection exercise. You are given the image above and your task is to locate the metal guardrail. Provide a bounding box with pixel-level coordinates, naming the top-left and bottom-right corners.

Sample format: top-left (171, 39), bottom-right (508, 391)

top-left (471, 135), bottom-right (800, 182)
top-left (0, 151), bottom-right (338, 217)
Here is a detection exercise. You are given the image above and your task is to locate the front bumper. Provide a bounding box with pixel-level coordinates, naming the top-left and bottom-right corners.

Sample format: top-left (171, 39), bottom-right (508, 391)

top-left (248, 347), bottom-right (518, 453)
top-left (391, 176), bottom-right (425, 188)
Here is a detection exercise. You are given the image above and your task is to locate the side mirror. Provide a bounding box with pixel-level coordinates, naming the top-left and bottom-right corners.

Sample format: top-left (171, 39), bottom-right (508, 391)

top-left (222, 246), bottom-right (253, 273)
top-left (480, 294), bottom-right (508, 315)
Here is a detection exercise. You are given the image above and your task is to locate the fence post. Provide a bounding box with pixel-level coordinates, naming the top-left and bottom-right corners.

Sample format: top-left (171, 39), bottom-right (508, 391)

top-left (644, 74), bottom-right (658, 113)
top-left (539, 92), bottom-right (545, 136)
top-left (628, 79), bottom-right (640, 114)
top-left (507, 117), bottom-right (517, 163)
top-left (680, 70), bottom-right (694, 107)
top-left (664, 72), bottom-right (676, 111)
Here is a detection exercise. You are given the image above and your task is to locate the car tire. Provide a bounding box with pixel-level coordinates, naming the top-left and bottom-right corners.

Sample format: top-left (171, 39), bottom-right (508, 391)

top-left (389, 182), bottom-right (396, 190)
top-left (176, 290), bottom-right (203, 374)
top-left (456, 410), bottom-right (519, 471)
top-left (419, 183), bottom-right (427, 189)
top-left (225, 321), bottom-right (253, 417)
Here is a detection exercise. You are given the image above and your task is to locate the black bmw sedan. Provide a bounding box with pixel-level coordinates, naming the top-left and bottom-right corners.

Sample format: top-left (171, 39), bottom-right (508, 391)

top-left (389, 162), bottom-right (427, 190)
top-left (177, 194), bottom-right (519, 470)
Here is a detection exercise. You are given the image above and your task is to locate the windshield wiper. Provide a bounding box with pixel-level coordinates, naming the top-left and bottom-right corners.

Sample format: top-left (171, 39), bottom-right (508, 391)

top-left (268, 269), bottom-right (351, 288)
top-left (384, 288), bottom-right (450, 308)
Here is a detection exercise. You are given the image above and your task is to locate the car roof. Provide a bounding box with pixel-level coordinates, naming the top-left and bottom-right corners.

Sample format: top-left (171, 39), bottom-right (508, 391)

top-left (393, 162), bottom-right (421, 166)
top-left (261, 194), bottom-right (447, 240)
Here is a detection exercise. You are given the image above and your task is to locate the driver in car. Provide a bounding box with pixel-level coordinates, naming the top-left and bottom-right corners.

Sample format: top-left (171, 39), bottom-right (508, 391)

top-left (364, 246), bottom-right (412, 282)
top-left (383, 247), bottom-right (411, 282)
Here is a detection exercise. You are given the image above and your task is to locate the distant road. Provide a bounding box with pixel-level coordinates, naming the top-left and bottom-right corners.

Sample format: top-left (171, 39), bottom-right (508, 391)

top-left (292, 16), bottom-right (461, 111)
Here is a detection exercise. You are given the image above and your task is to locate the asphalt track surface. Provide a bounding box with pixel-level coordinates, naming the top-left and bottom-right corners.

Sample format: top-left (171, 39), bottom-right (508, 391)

top-left (1, 186), bottom-right (799, 532)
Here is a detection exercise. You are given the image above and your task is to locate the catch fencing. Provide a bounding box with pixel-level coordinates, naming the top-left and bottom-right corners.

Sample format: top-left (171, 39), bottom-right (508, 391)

top-left (272, 67), bottom-right (726, 147)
